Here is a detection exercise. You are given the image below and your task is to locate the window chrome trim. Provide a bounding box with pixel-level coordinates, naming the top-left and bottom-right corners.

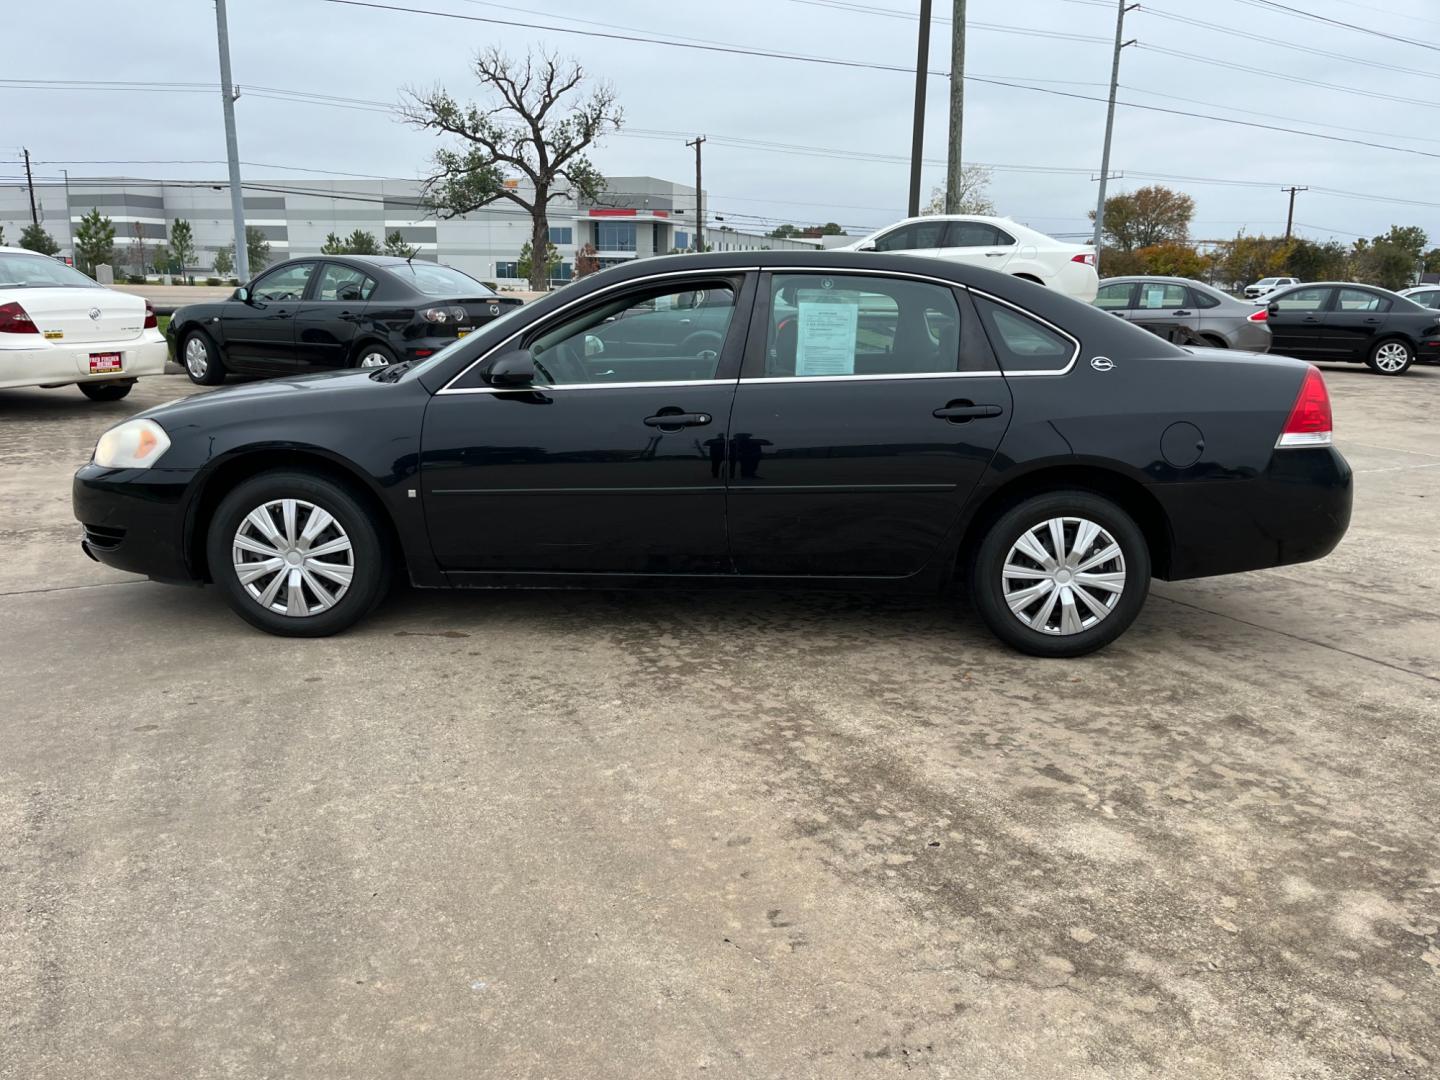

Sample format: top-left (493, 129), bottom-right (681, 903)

top-left (742, 370), bottom-right (1000, 385)
top-left (437, 377), bottom-right (738, 396)
top-left (966, 286), bottom-right (1081, 376)
top-left (437, 266), bottom-right (762, 394)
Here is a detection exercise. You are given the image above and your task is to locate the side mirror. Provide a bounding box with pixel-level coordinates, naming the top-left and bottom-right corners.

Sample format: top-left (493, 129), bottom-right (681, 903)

top-left (485, 349), bottom-right (535, 387)
top-left (856, 241), bottom-right (877, 252)
top-left (233, 286), bottom-right (250, 303)
top-left (1267, 303), bottom-right (1280, 316)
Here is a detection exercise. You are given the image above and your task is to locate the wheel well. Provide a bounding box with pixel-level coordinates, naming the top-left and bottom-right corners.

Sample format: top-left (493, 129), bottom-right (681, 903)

top-left (187, 449), bottom-right (404, 581)
top-left (348, 336), bottom-right (395, 365)
top-left (956, 465), bottom-right (1173, 579)
top-left (1012, 273), bottom-right (1044, 285)
top-left (1198, 332), bottom-right (1227, 348)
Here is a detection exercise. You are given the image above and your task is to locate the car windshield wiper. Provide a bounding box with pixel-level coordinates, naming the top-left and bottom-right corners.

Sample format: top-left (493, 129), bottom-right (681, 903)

top-left (368, 359), bottom-right (415, 382)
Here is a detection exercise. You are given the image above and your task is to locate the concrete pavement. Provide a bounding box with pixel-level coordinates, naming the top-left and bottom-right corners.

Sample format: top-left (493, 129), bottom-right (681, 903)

top-left (2, 364), bottom-right (1438, 1078)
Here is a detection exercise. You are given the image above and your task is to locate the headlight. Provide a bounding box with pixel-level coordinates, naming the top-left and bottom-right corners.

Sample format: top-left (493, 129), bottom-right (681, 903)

top-left (93, 418), bottom-right (171, 469)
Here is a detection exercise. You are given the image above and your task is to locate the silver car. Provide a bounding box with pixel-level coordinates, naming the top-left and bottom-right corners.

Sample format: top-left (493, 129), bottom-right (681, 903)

top-left (1095, 277), bottom-right (1272, 352)
top-left (1399, 285), bottom-right (1440, 310)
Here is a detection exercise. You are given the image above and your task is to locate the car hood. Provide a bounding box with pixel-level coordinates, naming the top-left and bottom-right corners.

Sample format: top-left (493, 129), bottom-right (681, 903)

top-left (141, 367), bottom-right (394, 423)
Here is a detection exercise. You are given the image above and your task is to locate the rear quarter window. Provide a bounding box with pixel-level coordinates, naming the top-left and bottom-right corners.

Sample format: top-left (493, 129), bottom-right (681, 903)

top-left (973, 296), bottom-right (1077, 373)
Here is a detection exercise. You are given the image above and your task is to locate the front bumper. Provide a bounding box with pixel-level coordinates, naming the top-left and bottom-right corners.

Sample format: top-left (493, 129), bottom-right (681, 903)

top-left (0, 330), bottom-right (168, 391)
top-left (73, 464), bottom-right (198, 583)
top-left (1155, 446), bottom-right (1352, 580)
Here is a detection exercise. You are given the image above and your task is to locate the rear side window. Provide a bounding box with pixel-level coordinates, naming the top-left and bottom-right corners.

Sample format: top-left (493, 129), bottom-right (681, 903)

top-left (1190, 287), bottom-right (1221, 309)
top-left (871, 220), bottom-right (949, 252)
top-left (1135, 283), bottom-right (1189, 310)
top-left (1336, 288), bottom-right (1391, 313)
top-left (947, 222), bottom-right (1014, 247)
top-left (973, 296), bottom-right (1076, 373)
top-left (764, 274), bottom-right (966, 377)
top-left (316, 263), bottom-right (377, 301)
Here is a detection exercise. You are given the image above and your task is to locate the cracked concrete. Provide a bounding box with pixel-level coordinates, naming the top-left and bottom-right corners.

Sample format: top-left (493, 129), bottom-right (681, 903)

top-left (1, 365), bottom-right (1438, 1078)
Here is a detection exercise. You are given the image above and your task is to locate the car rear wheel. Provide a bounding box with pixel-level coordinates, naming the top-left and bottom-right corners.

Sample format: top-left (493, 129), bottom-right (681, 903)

top-left (970, 491), bottom-right (1150, 658)
top-left (1366, 339), bottom-right (1412, 376)
top-left (78, 380), bottom-right (135, 402)
top-left (183, 331), bottom-right (227, 385)
top-left (354, 342), bottom-right (397, 369)
top-left (206, 470), bottom-right (390, 637)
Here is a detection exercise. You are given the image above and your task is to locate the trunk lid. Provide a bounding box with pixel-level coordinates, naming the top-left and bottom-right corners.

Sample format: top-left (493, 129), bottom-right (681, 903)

top-left (13, 287), bottom-right (146, 344)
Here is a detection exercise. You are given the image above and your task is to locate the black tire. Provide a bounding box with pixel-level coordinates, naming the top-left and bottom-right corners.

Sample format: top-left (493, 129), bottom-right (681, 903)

top-left (206, 470), bottom-right (390, 637)
top-left (352, 341), bottom-right (398, 369)
top-left (1365, 338), bottom-right (1413, 376)
top-left (970, 490), bottom-right (1151, 658)
top-left (78, 380), bottom-right (134, 402)
top-left (182, 330), bottom-right (227, 385)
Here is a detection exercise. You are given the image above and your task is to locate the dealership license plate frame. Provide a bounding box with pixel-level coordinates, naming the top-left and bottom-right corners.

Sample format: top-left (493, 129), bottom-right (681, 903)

top-left (88, 352), bottom-right (123, 375)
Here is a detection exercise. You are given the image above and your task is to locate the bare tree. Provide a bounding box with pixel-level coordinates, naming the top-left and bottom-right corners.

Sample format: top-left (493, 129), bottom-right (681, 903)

top-left (923, 164), bottom-right (995, 216)
top-left (403, 49), bottom-right (622, 292)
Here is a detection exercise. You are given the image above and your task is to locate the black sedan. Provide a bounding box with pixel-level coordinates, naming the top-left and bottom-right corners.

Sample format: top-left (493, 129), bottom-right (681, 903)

top-left (1263, 281), bottom-right (1440, 375)
top-left (75, 251), bottom-right (1351, 657)
top-left (168, 255), bottom-right (524, 384)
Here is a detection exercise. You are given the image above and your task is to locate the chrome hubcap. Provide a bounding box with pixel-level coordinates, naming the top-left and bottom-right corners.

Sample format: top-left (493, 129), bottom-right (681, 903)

top-left (1003, 516), bottom-right (1126, 636)
top-left (184, 337), bottom-right (208, 377)
top-left (231, 498), bottom-right (354, 617)
top-left (358, 352), bottom-right (391, 368)
top-left (1375, 343), bottom-right (1408, 371)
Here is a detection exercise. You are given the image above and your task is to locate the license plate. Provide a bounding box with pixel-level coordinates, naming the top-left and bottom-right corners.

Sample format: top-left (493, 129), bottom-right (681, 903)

top-left (89, 352), bottom-right (123, 375)
top-left (457, 328), bottom-right (473, 338)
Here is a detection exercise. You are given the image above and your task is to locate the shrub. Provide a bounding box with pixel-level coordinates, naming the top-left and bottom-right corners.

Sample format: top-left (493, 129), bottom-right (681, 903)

top-left (204, 277), bottom-right (222, 287)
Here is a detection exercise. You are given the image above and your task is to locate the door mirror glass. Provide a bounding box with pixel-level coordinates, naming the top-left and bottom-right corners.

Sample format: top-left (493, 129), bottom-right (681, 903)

top-left (485, 349), bottom-right (536, 387)
top-left (233, 287), bottom-right (249, 303)
top-left (856, 240), bottom-right (876, 252)
top-left (1267, 302), bottom-right (1280, 316)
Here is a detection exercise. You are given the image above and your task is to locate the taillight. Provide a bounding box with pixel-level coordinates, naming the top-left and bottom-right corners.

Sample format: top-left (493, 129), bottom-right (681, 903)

top-left (420, 306), bottom-right (468, 324)
top-left (143, 301), bottom-right (158, 330)
top-left (1072, 252), bottom-right (1096, 267)
top-left (1276, 365), bottom-right (1332, 448)
top-left (0, 300), bottom-right (39, 334)
top-left (1248, 308), bottom-right (1268, 323)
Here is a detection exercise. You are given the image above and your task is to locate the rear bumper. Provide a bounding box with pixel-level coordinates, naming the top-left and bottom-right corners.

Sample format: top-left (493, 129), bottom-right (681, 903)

top-left (73, 464), bottom-right (198, 583)
top-left (0, 330), bottom-right (168, 390)
top-left (1155, 446), bottom-right (1352, 580)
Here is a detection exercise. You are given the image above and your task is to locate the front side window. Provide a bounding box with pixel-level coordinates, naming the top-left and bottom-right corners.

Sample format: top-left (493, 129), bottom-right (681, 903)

top-left (1094, 282), bottom-right (1135, 310)
top-left (316, 263), bottom-right (377, 302)
top-left (251, 262), bottom-right (315, 302)
top-left (1336, 288), bottom-right (1390, 313)
top-left (0, 252), bottom-right (99, 289)
top-left (764, 274), bottom-right (963, 377)
top-left (871, 220), bottom-right (948, 252)
top-left (1135, 283), bottom-right (1189, 310)
top-left (1274, 287), bottom-right (1332, 312)
top-left (528, 280), bottom-right (737, 385)
top-left (974, 297), bottom-right (1075, 373)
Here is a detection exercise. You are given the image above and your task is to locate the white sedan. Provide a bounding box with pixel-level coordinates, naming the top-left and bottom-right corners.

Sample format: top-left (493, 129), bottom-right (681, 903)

top-left (0, 246), bottom-right (168, 401)
top-left (838, 215), bottom-right (1099, 302)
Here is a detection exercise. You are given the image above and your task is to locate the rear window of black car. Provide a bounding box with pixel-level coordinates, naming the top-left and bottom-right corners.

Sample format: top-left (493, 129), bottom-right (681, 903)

top-left (389, 263), bottom-right (496, 297)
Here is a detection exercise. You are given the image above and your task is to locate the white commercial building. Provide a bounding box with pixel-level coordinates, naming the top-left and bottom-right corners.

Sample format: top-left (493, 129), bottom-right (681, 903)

top-left (0, 174), bottom-right (820, 285)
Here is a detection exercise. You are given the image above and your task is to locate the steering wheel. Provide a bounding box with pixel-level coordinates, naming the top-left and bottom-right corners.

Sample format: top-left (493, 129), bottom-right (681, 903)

top-left (679, 329), bottom-right (723, 359)
top-left (535, 336), bottom-right (590, 385)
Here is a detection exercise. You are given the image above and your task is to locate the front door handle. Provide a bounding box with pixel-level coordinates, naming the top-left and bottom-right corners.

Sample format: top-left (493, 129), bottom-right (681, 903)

top-left (1364, 317), bottom-right (1381, 324)
top-left (934, 401), bottom-right (1004, 422)
top-left (644, 410), bottom-right (712, 430)
top-left (1172, 309), bottom-right (1192, 316)
top-left (984, 251), bottom-right (1006, 258)
top-left (1303, 316), bottom-right (1321, 323)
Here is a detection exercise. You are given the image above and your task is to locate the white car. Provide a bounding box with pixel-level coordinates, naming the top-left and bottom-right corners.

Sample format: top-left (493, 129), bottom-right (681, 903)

top-left (0, 246), bottom-right (167, 401)
top-left (1399, 284), bottom-right (1440, 310)
top-left (1243, 276), bottom-right (1298, 299)
top-left (838, 215), bottom-right (1099, 302)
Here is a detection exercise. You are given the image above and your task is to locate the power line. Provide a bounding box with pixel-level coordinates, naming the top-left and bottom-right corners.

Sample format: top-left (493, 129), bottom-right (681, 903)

top-left (1228, 0), bottom-right (1440, 53)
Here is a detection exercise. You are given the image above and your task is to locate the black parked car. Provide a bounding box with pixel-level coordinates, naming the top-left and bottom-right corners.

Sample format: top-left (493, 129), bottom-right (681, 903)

top-left (75, 251), bottom-right (1351, 657)
top-left (169, 255), bottom-right (524, 383)
top-left (1263, 282), bottom-right (1440, 375)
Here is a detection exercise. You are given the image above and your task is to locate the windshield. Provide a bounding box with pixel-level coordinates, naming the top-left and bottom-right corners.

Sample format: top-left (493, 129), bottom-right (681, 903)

top-left (389, 262), bottom-right (496, 297)
top-left (0, 252), bottom-right (100, 289)
top-left (402, 301), bottom-right (531, 380)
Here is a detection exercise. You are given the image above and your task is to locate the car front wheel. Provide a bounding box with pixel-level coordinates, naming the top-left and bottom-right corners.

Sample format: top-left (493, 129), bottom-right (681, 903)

top-left (970, 491), bottom-right (1150, 658)
top-left (1366, 339), bottom-right (1412, 376)
top-left (206, 470), bottom-right (390, 636)
top-left (354, 343), bottom-right (398, 369)
top-left (183, 331), bottom-right (227, 385)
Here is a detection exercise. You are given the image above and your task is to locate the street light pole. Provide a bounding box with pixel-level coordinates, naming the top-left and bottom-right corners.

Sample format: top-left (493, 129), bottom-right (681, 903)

top-left (214, 0), bottom-right (249, 282)
top-left (1282, 186), bottom-right (1308, 241)
top-left (686, 136), bottom-right (705, 252)
top-left (907, 0), bottom-right (933, 217)
top-left (945, 0), bottom-right (966, 214)
top-left (1092, 0), bottom-right (1135, 272)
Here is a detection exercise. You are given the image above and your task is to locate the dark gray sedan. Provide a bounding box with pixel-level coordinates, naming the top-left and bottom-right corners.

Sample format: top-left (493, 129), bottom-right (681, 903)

top-left (1095, 276), bottom-right (1271, 352)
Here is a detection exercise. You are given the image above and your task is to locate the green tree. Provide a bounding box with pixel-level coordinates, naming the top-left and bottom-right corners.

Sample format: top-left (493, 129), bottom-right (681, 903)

top-left (1211, 233), bottom-right (1291, 291)
top-left (321, 229), bottom-right (380, 255)
top-left (1423, 247), bottom-right (1440, 274)
top-left (768, 224), bottom-right (802, 239)
top-left (1350, 225), bottom-right (1427, 290)
top-left (1091, 185), bottom-right (1195, 252)
top-left (403, 48), bottom-right (622, 291)
top-left (18, 223), bottom-right (60, 256)
top-left (1136, 241), bottom-right (1209, 280)
top-left (384, 230), bottom-right (419, 258)
top-left (169, 219), bottom-right (196, 281)
top-left (213, 246), bottom-right (234, 278)
top-left (517, 239), bottom-right (561, 283)
top-left (218, 226), bottom-right (272, 277)
top-left (73, 208), bottom-right (116, 276)
top-left (1285, 238), bottom-right (1349, 282)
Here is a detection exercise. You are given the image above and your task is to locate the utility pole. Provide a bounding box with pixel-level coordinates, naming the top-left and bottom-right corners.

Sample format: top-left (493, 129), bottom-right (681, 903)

top-left (945, 0), bottom-right (966, 214)
top-left (686, 136), bottom-right (705, 252)
top-left (213, 0), bottom-right (249, 282)
top-left (908, 0), bottom-right (933, 217)
top-left (22, 148), bottom-right (38, 225)
top-left (1282, 186), bottom-right (1307, 241)
top-left (1092, 0), bottom-right (1136, 271)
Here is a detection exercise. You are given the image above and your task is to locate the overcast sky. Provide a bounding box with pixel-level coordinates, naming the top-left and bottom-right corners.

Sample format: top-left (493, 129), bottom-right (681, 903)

top-left (5, 0), bottom-right (1439, 244)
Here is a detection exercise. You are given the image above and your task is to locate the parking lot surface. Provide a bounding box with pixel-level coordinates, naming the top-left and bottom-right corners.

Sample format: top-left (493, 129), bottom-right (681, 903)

top-left (3, 365), bottom-right (1438, 1078)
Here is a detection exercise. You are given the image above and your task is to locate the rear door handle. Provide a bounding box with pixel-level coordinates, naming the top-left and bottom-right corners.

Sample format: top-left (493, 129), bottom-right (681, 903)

top-left (984, 251), bottom-right (1006, 258)
top-left (1364, 317), bottom-right (1381, 324)
top-left (1303, 316), bottom-right (1321, 323)
top-left (934, 402), bottom-right (1003, 422)
top-left (644, 410), bottom-right (711, 429)
top-left (1172, 309), bottom-right (1192, 316)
